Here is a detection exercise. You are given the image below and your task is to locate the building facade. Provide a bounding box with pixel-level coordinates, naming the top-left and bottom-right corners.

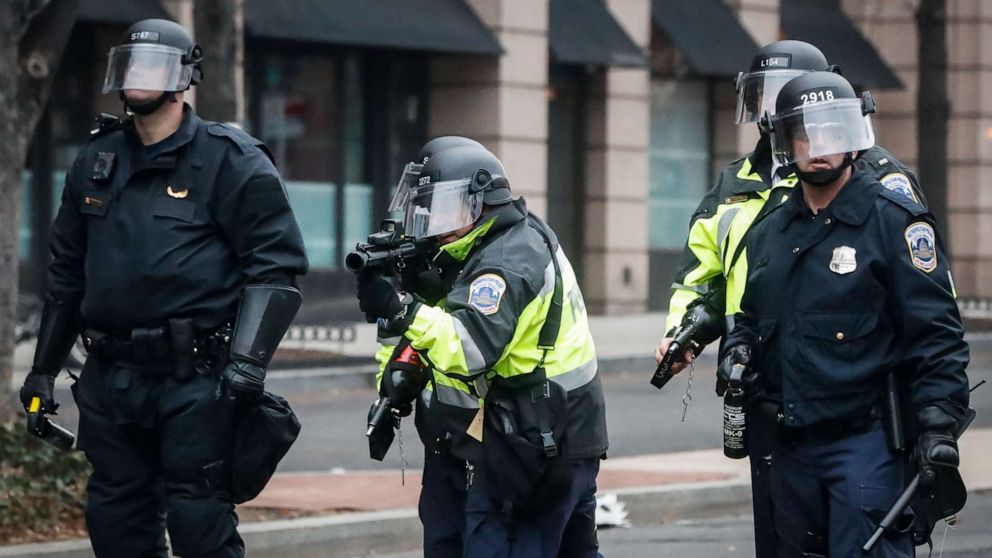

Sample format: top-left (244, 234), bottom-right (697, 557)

top-left (18, 0), bottom-right (992, 325)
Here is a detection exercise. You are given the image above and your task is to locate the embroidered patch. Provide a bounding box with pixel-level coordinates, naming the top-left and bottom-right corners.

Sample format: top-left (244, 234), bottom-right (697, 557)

top-left (725, 194), bottom-right (749, 204)
top-left (881, 173), bottom-right (917, 203)
top-left (905, 222), bottom-right (937, 273)
top-left (468, 274), bottom-right (506, 315)
top-left (829, 246), bottom-right (857, 275)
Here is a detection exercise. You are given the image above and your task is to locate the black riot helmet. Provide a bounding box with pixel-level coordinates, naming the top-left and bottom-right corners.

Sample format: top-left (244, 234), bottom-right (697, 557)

top-left (763, 71), bottom-right (877, 185)
top-left (103, 19), bottom-right (203, 114)
top-left (389, 136), bottom-right (483, 212)
top-left (735, 40), bottom-right (830, 125)
top-left (402, 145), bottom-right (511, 239)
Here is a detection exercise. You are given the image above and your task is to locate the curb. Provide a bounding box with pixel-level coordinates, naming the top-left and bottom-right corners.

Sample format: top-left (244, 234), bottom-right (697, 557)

top-left (0, 480), bottom-right (749, 558)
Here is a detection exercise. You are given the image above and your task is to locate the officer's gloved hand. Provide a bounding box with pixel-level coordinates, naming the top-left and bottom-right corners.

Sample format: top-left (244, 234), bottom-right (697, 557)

top-left (717, 345), bottom-right (751, 397)
top-left (357, 274), bottom-right (405, 321)
top-left (221, 359), bottom-right (266, 403)
top-left (20, 369), bottom-right (58, 414)
top-left (915, 406), bottom-right (960, 489)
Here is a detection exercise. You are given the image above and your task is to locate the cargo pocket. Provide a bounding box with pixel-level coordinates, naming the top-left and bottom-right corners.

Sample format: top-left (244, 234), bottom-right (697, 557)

top-left (797, 311), bottom-right (879, 375)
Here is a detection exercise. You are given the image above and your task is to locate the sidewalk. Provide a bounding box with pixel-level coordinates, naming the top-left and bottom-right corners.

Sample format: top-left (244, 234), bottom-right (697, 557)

top-left (5, 428), bottom-right (989, 558)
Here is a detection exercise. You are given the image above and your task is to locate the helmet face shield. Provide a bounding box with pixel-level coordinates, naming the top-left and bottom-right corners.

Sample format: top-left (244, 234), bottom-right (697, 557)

top-left (389, 162), bottom-right (424, 213)
top-left (735, 69), bottom-right (808, 124)
top-left (404, 178), bottom-right (484, 239)
top-left (769, 99), bottom-right (875, 166)
top-left (102, 44), bottom-right (193, 93)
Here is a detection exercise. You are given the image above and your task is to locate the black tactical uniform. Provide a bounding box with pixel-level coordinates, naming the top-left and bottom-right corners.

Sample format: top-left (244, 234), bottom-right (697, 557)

top-left (722, 71), bottom-right (969, 556)
top-left (20, 19), bottom-right (307, 558)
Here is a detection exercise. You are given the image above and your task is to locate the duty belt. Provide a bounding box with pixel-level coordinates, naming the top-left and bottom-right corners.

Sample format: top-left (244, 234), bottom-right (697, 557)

top-left (757, 401), bottom-right (882, 444)
top-left (83, 319), bottom-right (232, 377)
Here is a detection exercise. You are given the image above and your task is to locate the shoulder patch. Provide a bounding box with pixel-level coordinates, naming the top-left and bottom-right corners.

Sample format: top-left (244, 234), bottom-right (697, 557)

top-left (905, 222), bottom-right (937, 273)
top-left (880, 172), bottom-right (918, 203)
top-left (879, 187), bottom-right (927, 217)
top-left (468, 274), bottom-right (506, 315)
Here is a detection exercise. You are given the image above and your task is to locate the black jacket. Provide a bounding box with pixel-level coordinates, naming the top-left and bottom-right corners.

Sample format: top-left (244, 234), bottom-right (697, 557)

top-left (48, 105), bottom-right (308, 331)
top-left (724, 170), bottom-right (969, 426)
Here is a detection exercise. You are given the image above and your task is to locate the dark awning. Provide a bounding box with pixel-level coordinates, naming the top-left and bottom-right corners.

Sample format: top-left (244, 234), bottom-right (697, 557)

top-left (781, 0), bottom-right (902, 89)
top-left (549, 0), bottom-right (646, 67)
top-left (651, 0), bottom-right (759, 77)
top-left (244, 0), bottom-right (502, 56)
top-left (78, 0), bottom-right (172, 25)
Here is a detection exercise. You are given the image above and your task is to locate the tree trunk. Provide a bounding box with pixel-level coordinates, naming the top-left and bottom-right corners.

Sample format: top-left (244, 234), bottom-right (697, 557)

top-left (917, 0), bottom-right (950, 243)
top-left (193, 0), bottom-right (244, 125)
top-left (0, 0), bottom-right (76, 419)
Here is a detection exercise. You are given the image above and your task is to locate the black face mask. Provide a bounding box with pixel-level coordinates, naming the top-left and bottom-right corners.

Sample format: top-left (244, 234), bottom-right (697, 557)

top-left (795, 152), bottom-right (854, 187)
top-left (119, 90), bottom-right (177, 115)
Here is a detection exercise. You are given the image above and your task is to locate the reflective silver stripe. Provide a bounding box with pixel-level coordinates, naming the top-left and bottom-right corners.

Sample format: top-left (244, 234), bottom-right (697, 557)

top-left (434, 381), bottom-right (480, 409)
top-left (453, 317), bottom-right (487, 373)
top-left (538, 258), bottom-right (556, 298)
top-left (724, 314), bottom-right (735, 332)
top-left (377, 334), bottom-right (402, 345)
top-left (716, 207), bottom-right (741, 251)
top-left (549, 358), bottom-right (598, 391)
top-left (671, 282), bottom-right (709, 295)
top-left (419, 387), bottom-right (432, 408)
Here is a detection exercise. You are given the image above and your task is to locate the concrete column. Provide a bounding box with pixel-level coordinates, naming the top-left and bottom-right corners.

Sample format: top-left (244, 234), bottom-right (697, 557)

top-left (580, 0), bottom-right (651, 315)
top-left (725, 0), bottom-right (781, 155)
top-left (161, 0), bottom-right (197, 107)
top-left (844, 0), bottom-right (992, 297)
top-left (429, 0), bottom-right (550, 217)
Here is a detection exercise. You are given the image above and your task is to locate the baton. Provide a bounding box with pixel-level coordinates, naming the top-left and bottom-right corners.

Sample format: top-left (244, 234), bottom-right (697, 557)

top-left (862, 397), bottom-right (979, 554)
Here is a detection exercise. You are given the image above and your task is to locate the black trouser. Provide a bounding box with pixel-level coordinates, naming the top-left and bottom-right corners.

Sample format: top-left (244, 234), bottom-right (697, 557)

top-left (417, 400), bottom-right (467, 558)
top-left (72, 356), bottom-right (243, 558)
top-left (748, 406), bottom-right (778, 557)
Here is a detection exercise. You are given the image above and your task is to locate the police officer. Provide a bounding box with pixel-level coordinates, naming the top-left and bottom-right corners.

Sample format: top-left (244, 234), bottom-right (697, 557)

top-left (374, 136), bottom-right (484, 558)
top-left (18, 19), bottom-right (308, 558)
top-left (721, 71), bottom-right (969, 556)
top-left (655, 40), bottom-right (927, 557)
top-left (358, 144), bottom-right (608, 557)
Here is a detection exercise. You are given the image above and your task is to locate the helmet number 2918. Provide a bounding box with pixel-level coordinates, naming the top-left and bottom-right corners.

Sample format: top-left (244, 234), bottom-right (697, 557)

top-left (800, 90), bottom-right (835, 105)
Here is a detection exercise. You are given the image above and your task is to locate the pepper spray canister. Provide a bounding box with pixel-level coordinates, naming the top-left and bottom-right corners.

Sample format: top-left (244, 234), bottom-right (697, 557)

top-left (723, 363), bottom-right (748, 459)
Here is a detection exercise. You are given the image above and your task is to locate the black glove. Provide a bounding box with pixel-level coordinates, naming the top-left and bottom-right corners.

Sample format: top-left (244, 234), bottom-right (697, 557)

top-left (20, 369), bottom-right (58, 414)
top-left (717, 345), bottom-right (751, 396)
top-left (915, 406), bottom-right (960, 489)
top-left (357, 274), bottom-right (405, 321)
top-left (221, 360), bottom-right (266, 402)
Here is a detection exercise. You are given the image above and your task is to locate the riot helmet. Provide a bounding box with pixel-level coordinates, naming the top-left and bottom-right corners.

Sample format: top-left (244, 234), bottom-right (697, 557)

top-left (403, 145), bottom-right (511, 239)
top-left (390, 136), bottom-right (483, 212)
top-left (103, 19), bottom-right (203, 114)
top-left (763, 71), bottom-right (876, 185)
top-left (735, 40), bottom-right (829, 125)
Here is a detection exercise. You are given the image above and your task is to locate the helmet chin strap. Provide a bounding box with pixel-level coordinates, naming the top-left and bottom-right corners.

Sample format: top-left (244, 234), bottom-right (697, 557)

top-left (796, 153), bottom-right (853, 187)
top-left (119, 90), bottom-right (178, 116)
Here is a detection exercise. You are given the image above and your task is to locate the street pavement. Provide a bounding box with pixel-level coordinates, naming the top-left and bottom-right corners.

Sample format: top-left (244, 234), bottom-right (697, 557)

top-left (247, 491), bottom-right (992, 558)
top-left (5, 318), bottom-right (992, 557)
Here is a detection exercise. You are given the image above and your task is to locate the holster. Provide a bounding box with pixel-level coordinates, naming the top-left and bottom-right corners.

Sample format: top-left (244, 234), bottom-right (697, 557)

top-left (169, 319), bottom-right (196, 381)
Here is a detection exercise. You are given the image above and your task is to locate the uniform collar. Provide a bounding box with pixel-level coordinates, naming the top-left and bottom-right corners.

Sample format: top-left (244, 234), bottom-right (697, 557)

top-left (126, 104), bottom-right (201, 164)
top-left (436, 198), bottom-right (527, 263)
top-left (781, 169), bottom-right (878, 230)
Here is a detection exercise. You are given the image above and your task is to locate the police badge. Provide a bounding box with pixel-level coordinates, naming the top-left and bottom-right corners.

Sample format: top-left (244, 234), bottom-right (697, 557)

top-left (829, 246), bottom-right (857, 275)
top-left (905, 222), bottom-right (937, 273)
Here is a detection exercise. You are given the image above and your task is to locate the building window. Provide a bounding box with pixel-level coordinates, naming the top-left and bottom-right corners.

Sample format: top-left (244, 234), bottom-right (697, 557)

top-left (648, 79), bottom-right (711, 251)
top-left (251, 51), bottom-right (370, 270)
